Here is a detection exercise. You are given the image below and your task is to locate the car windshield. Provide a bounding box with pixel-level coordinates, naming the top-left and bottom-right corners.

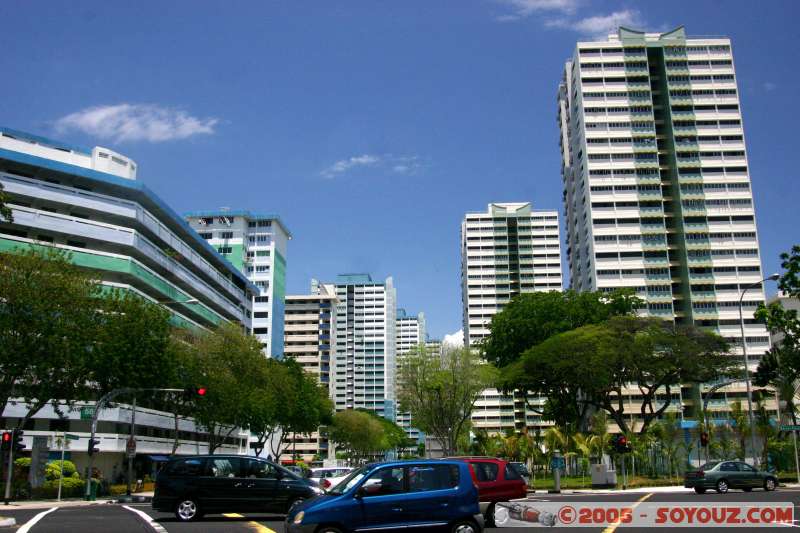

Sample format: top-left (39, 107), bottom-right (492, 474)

top-left (698, 462), bottom-right (719, 471)
top-left (511, 463), bottom-right (530, 475)
top-left (327, 466), bottom-right (368, 495)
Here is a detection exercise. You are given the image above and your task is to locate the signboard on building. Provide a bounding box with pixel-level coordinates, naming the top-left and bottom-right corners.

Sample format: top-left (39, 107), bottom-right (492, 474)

top-left (126, 437), bottom-right (137, 458)
top-left (80, 406), bottom-right (95, 420)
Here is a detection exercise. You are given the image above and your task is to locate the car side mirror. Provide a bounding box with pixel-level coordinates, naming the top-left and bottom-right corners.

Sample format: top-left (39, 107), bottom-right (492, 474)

top-left (357, 480), bottom-right (382, 498)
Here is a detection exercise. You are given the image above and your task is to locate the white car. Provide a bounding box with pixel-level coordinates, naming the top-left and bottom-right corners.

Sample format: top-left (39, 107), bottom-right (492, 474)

top-left (309, 467), bottom-right (353, 490)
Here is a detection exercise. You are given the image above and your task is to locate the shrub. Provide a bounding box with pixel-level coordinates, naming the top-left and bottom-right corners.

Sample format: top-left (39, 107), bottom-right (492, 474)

top-left (45, 460), bottom-right (78, 481)
top-left (31, 477), bottom-right (86, 499)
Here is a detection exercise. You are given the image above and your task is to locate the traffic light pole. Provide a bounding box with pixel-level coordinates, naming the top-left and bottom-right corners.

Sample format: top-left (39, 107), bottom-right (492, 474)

top-left (3, 437), bottom-right (13, 505)
top-left (84, 387), bottom-right (184, 500)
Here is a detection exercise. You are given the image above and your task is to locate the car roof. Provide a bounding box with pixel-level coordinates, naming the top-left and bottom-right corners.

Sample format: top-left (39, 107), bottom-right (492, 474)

top-left (364, 460), bottom-right (467, 469)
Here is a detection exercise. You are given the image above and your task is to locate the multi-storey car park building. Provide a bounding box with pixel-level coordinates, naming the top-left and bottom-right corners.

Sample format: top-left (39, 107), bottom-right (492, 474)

top-left (0, 128), bottom-right (255, 477)
top-left (186, 210), bottom-right (290, 358)
top-left (460, 202), bottom-right (563, 434)
top-left (325, 274), bottom-right (397, 421)
top-left (395, 309), bottom-right (426, 442)
top-left (281, 282), bottom-right (338, 463)
top-left (557, 27), bottom-right (773, 426)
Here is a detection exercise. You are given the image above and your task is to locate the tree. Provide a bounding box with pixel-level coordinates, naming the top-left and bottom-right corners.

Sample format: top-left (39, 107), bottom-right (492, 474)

top-left (186, 323), bottom-right (266, 453)
top-left (398, 345), bottom-right (498, 456)
top-left (504, 316), bottom-right (734, 434)
top-left (0, 246), bottom-right (101, 428)
top-left (729, 400), bottom-right (750, 461)
top-left (0, 182), bottom-right (12, 222)
top-left (329, 410), bottom-right (402, 463)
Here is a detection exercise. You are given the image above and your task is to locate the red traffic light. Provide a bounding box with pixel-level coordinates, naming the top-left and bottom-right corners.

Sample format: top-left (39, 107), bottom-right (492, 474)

top-left (196, 387), bottom-right (207, 396)
top-left (1, 432), bottom-right (10, 443)
top-left (619, 436), bottom-right (627, 445)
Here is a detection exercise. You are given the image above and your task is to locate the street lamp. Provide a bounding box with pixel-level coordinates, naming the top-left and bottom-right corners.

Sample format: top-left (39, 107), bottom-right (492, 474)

top-left (738, 273), bottom-right (779, 467)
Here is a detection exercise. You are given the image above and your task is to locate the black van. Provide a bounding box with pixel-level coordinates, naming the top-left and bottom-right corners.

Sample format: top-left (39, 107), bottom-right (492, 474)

top-left (152, 455), bottom-right (323, 521)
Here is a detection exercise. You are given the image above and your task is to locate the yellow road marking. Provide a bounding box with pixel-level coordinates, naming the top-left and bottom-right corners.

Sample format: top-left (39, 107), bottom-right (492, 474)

top-left (248, 522), bottom-right (277, 533)
top-left (602, 492), bottom-right (652, 533)
top-left (223, 513), bottom-right (244, 518)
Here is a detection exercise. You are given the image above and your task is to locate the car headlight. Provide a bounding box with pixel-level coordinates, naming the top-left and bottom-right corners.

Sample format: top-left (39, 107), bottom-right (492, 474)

top-left (293, 511), bottom-right (305, 524)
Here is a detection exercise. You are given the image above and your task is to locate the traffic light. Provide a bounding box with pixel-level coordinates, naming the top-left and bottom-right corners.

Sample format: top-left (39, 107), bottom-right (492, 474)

top-left (12, 429), bottom-right (24, 453)
top-left (87, 437), bottom-right (100, 456)
top-left (700, 431), bottom-right (709, 447)
top-left (613, 434), bottom-right (632, 454)
top-left (185, 386), bottom-right (208, 399)
top-left (1, 431), bottom-right (10, 451)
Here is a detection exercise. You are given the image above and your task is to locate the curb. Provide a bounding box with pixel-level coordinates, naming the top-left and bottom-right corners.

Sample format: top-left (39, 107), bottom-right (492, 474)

top-left (0, 517), bottom-right (16, 527)
top-left (116, 495), bottom-right (152, 504)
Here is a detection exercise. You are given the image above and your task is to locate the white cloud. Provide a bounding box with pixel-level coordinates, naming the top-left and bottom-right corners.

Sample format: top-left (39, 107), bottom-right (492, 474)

top-left (496, 0), bottom-right (579, 20)
top-left (442, 329), bottom-right (464, 349)
top-left (545, 9), bottom-right (645, 39)
top-left (320, 154), bottom-right (422, 179)
top-left (55, 103), bottom-right (218, 143)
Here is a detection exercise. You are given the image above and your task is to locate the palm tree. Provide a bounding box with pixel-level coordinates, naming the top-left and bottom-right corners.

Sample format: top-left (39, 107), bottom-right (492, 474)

top-left (572, 433), bottom-right (592, 486)
top-left (589, 410), bottom-right (610, 467)
top-left (654, 413), bottom-right (683, 480)
top-left (729, 401), bottom-right (750, 461)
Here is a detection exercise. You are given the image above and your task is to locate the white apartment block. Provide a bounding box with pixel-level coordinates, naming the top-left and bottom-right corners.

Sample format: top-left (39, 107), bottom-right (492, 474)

top-left (396, 309), bottom-right (426, 442)
top-left (461, 202), bottom-right (563, 433)
top-left (325, 274), bottom-right (397, 421)
top-left (557, 26), bottom-right (772, 424)
top-left (186, 211), bottom-right (291, 358)
top-left (281, 283), bottom-right (337, 462)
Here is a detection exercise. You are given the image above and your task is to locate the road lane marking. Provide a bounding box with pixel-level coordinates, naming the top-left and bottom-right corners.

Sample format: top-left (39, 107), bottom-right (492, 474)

top-left (122, 505), bottom-right (169, 533)
top-left (248, 522), bottom-right (277, 533)
top-left (224, 513), bottom-right (245, 518)
top-left (601, 492), bottom-right (652, 533)
top-left (17, 507), bottom-right (57, 533)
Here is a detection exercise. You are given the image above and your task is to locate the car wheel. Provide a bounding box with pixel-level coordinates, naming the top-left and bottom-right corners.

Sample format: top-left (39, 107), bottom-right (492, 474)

top-left (716, 479), bottom-right (729, 494)
top-left (288, 497), bottom-right (305, 513)
top-left (694, 487), bottom-right (706, 494)
top-left (175, 498), bottom-right (201, 522)
top-left (316, 528), bottom-right (343, 533)
top-left (484, 503), bottom-right (496, 527)
top-left (452, 519), bottom-right (479, 533)
top-left (764, 478), bottom-right (777, 491)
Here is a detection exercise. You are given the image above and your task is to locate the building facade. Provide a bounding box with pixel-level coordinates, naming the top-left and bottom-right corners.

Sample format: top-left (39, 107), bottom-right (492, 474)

top-left (186, 210), bottom-right (291, 357)
top-left (0, 128), bottom-right (256, 330)
top-left (395, 309), bottom-right (426, 442)
top-left (460, 202), bottom-right (563, 433)
top-left (281, 283), bottom-right (338, 462)
top-left (557, 27), bottom-right (772, 425)
top-left (325, 274), bottom-right (397, 421)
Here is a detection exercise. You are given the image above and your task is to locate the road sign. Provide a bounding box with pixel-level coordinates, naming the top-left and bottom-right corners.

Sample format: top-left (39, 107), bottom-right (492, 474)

top-left (80, 406), bottom-right (95, 420)
top-left (126, 437), bottom-right (136, 458)
top-left (781, 425), bottom-right (800, 431)
top-left (65, 433), bottom-right (80, 441)
top-left (551, 456), bottom-right (566, 470)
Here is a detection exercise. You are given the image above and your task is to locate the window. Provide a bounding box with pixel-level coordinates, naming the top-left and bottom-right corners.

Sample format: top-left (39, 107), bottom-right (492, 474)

top-left (220, 231), bottom-right (233, 239)
top-left (217, 246), bottom-right (232, 254)
top-left (719, 462), bottom-right (738, 472)
top-left (408, 465), bottom-right (459, 492)
top-left (207, 457), bottom-right (242, 478)
top-left (471, 462), bottom-right (499, 482)
top-left (199, 232), bottom-right (212, 239)
top-left (166, 458), bottom-right (205, 477)
top-left (363, 467), bottom-right (405, 496)
top-left (255, 296), bottom-right (270, 303)
top-left (244, 459), bottom-right (281, 479)
top-left (504, 464), bottom-right (522, 481)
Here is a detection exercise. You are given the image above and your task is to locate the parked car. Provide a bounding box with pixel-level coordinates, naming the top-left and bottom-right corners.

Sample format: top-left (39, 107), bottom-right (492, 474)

top-left (285, 460), bottom-right (484, 533)
top-left (447, 457), bottom-right (527, 526)
top-left (309, 467), bottom-right (353, 490)
top-left (153, 455), bottom-right (324, 521)
top-left (684, 461), bottom-right (779, 494)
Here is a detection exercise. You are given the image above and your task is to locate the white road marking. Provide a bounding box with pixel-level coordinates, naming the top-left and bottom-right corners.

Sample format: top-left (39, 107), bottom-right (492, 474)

top-left (122, 504), bottom-right (169, 533)
top-left (17, 507), bottom-right (57, 533)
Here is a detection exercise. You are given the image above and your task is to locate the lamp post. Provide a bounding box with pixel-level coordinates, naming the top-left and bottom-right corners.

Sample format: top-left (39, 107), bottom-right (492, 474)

top-left (738, 273), bottom-right (779, 467)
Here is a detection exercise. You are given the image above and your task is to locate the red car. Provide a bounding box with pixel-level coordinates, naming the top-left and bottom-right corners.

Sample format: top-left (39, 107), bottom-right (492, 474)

top-left (447, 457), bottom-right (528, 524)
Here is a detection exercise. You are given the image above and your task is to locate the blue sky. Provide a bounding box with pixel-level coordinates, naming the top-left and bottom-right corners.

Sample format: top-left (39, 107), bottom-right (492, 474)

top-left (2, 1), bottom-right (798, 339)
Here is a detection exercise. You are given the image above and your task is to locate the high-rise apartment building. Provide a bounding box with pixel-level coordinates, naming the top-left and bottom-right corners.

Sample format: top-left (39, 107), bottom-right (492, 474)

top-left (186, 210), bottom-right (290, 357)
top-left (558, 27), bottom-right (769, 354)
top-left (324, 274), bottom-right (397, 420)
top-left (395, 309), bottom-right (426, 441)
top-left (461, 202), bottom-right (563, 433)
top-left (281, 283), bottom-right (338, 461)
top-left (557, 27), bottom-right (772, 423)
top-left (0, 128), bottom-right (256, 329)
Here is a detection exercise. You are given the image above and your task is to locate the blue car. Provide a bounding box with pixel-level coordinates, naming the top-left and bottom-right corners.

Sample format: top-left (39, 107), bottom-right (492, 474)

top-left (286, 460), bottom-right (484, 533)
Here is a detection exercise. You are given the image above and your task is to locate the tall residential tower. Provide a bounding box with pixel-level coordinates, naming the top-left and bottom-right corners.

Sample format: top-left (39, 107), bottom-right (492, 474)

top-left (186, 210), bottom-right (290, 357)
top-left (396, 309), bottom-right (426, 441)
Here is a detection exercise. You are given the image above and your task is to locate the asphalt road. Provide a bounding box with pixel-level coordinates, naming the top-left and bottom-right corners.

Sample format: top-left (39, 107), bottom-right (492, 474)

top-left (1, 488), bottom-right (798, 532)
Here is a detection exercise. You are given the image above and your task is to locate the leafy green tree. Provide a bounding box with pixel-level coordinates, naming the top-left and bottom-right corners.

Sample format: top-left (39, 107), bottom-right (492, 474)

top-left (504, 316), bottom-right (733, 434)
top-left (0, 182), bottom-right (12, 222)
top-left (329, 409), bottom-right (402, 462)
top-left (0, 246), bottom-right (101, 427)
top-left (729, 400), bottom-right (750, 461)
top-left (398, 345), bottom-right (498, 456)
